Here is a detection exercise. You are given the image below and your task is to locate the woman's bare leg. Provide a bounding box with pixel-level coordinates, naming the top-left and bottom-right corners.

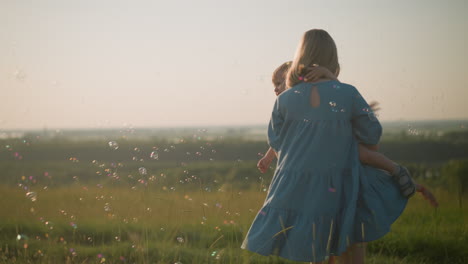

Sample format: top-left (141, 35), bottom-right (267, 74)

top-left (338, 243), bottom-right (366, 264)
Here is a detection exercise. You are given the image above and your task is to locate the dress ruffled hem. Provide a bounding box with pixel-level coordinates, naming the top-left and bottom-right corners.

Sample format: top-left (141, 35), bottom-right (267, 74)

top-left (241, 165), bottom-right (407, 262)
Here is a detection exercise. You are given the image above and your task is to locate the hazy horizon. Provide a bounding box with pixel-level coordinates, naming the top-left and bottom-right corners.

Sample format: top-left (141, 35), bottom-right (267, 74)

top-left (1, 0), bottom-right (467, 130)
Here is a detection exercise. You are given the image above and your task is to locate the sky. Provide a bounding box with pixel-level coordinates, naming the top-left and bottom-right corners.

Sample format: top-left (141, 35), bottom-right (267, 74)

top-left (1, 0), bottom-right (467, 130)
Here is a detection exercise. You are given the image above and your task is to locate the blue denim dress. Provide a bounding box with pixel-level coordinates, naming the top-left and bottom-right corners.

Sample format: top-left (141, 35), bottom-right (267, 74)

top-left (241, 80), bottom-right (407, 262)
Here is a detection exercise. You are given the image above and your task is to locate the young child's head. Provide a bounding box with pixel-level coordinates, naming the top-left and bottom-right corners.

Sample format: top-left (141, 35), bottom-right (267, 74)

top-left (272, 61), bottom-right (292, 96)
top-left (286, 29), bottom-right (340, 88)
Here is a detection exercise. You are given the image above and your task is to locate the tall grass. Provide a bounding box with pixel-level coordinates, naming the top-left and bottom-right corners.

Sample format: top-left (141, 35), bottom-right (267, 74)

top-left (1, 185), bottom-right (466, 263)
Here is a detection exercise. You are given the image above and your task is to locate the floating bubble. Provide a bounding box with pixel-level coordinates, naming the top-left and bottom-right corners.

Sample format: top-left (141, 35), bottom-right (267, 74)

top-left (26, 192), bottom-right (37, 202)
top-left (138, 167), bottom-right (147, 175)
top-left (16, 234), bottom-right (28, 241)
top-left (13, 69), bottom-right (27, 81)
top-left (329, 101), bottom-right (337, 107)
top-left (108, 141), bottom-right (119, 150)
top-left (150, 151), bottom-right (159, 160)
top-left (45, 221), bottom-right (54, 230)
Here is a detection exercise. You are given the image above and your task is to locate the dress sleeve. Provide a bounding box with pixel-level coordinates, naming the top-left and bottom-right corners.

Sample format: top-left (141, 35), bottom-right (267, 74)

top-left (267, 98), bottom-right (284, 152)
top-left (351, 88), bottom-right (382, 145)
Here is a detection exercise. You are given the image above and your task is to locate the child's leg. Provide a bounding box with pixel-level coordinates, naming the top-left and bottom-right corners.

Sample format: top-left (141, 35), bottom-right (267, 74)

top-left (358, 144), bottom-right (416, 198)
top-left (358, 144), bottom-right (397, 174)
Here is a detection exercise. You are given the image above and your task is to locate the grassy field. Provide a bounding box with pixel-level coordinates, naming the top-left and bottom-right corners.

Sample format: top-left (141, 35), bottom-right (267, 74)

top-left (0, 184), bottom-right (466, 264)
top-left (1, 134), bottom-right (467, 263)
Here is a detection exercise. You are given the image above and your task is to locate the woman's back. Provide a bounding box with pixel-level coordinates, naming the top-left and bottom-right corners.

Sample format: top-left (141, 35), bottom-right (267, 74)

top-left (269, 80), bottom-right (381, 173)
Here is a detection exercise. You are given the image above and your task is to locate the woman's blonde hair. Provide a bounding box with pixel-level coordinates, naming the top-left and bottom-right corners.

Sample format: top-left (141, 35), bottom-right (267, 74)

top-left (286, 29), bottom-right (340, 88)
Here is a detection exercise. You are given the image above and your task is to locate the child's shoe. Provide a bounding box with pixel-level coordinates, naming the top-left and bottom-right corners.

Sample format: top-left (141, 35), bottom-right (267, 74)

top-left (392, 165), bottom-right (416, 198)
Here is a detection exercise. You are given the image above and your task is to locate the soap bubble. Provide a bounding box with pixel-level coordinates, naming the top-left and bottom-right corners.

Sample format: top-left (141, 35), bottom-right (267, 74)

top-left (13, 69), bottom-right (27, 81)
top-left (150, 151), bottom-right (159, 160)
top-left (138, 167), bottom-right (147, 175)
top-left (108, 141), bottom-right (119, 150)
top-left (26, 192), bottom-right (37, 202)
top-left (104, 203), bottom-right (112, 212)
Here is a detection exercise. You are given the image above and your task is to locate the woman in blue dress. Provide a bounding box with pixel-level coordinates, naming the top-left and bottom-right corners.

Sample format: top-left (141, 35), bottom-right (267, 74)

top-left (241, 29), bottom-right (408, 263)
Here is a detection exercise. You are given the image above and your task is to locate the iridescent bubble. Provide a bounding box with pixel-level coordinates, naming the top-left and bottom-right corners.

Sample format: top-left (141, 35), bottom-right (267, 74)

top-left (329, 101), bottom-right (337, 107)
top-left (26, 192), bottom-right (37, 202)
top-left (108, 141), bottom-right (119, 150)
top-left (138, 167), bottom-right (147, 175)
top-left (45, 221), bottom-right (54, 230)
top-left (16, 234), bottom-right (28, 241)
top-left (13, 69), bottom-right (27, 81)
top-left (150, 151), bottom-right (159, 160)
top-left (104, 203), bottom-right (112, 212)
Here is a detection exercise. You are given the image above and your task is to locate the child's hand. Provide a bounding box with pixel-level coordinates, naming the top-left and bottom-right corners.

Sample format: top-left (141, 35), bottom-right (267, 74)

top-left (257, 156), bottom-right (273, 173)
top-left (303, 65), bottom-right (337, 82)
top-left (369, 101), bottom-right (381, 113)
top-left (416, 183), bottom-right (439, 208)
